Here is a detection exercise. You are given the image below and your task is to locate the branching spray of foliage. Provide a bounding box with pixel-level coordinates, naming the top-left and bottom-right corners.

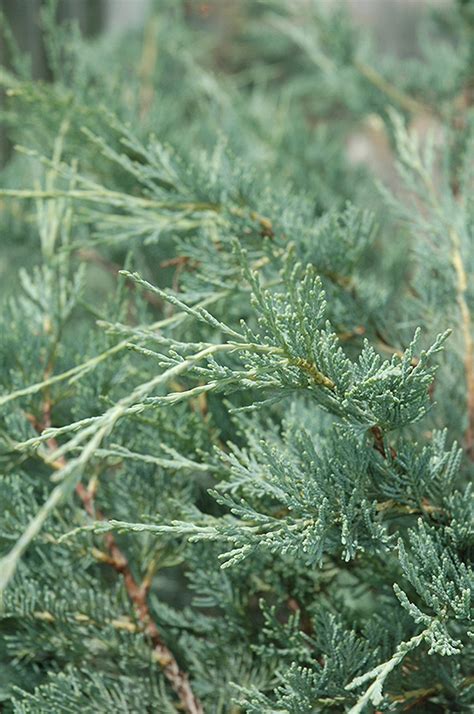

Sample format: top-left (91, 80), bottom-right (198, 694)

top-left (0, 1), bottom-right (472, 712)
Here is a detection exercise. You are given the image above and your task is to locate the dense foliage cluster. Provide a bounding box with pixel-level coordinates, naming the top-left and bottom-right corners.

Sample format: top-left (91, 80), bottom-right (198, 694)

top-left (0, 1), bottom-right (473, 711)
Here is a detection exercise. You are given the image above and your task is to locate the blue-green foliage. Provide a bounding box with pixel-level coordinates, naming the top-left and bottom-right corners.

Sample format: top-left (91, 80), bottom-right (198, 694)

top-left (0, 1), bottom-right (473, 712)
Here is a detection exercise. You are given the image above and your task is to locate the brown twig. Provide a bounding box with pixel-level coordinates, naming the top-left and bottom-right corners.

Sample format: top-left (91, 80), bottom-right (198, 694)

top-left (370, 425), bottom-right (397, 460)
top-left (76, 483), bottom-right (204, 714)
top-left (33, 397), bottom-right (204, 714)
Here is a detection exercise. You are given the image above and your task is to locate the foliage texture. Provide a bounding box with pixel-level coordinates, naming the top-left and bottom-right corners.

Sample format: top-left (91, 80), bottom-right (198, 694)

top-left (0, 1), bottom-right (473, 712)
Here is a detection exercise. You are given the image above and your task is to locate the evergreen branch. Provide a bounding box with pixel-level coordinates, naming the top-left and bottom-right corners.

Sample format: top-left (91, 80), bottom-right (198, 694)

top-left (345, 629), bottom-right (430, 714)
top-left (0, 480), bottom-right (69, 598)
top-left (87, 444), bottom-right (217, 473)
top-left (15, 359), bottom-right (205, 714)
top-left (1, 6), bottom-right (472, 710)
top-left (137, 15), bottom-right (159, 121)
top-left (0, 186), bottom-right (219, 213)
top-left (0, 341), bottom-right (124, 408)
top-left (75, 482), bottom-right (204, 714)
top-left (272, 13), bottom-right (434, 117)
top-left (389, 112), bottom-right (473, 456)
top-left (0, 290), bottom-right (228, 409)
top-left (0, 166), bottom-right (274, 239)
top-left (0, 339), bottom-right (284, 592)
top-left (120, 270), bottom-right (245, 341)
top-left (58, 520), bottom-right (220, 543)
top-left (449, 225), bottom-right (474, 458)
top-left (353, 59), bottom-right (431, 116)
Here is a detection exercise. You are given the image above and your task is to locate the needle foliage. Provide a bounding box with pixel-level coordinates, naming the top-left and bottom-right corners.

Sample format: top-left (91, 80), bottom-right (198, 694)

top-left (0, 1), bottom-right (473, 712)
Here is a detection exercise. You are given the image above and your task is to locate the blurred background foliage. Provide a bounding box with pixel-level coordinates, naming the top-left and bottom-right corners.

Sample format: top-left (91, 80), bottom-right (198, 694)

top-left (0, 0), bottom-right (460, 295)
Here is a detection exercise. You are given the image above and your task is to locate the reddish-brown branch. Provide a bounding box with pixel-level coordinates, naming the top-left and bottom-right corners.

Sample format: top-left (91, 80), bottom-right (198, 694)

top-left (77, 483), bottom-right (203, 713)
top-left (33, 401), bottom-right (204, 714)
top-left (370, 425), bottom-right (397, 460)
